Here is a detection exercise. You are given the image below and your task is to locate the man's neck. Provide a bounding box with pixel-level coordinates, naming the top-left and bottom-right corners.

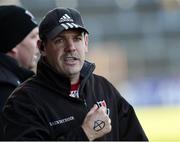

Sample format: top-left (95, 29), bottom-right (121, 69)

top-left (70, 73), bottom-right (80, 85)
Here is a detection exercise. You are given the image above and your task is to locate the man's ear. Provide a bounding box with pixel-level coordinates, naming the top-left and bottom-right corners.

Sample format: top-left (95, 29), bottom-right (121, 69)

top-left (6, 47), bottom-right (18, 58)
top-left (84, 33), bottom-right (88, 52)
top-left (37, 40), bottom-right (46, 56)
top-left (11, 47), bottom-right (18, 54)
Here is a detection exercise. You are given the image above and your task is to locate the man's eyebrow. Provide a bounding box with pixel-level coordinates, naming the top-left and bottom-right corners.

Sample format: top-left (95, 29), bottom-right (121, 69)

top-left (74, 32), bottom-right (84, 37)
top-left (52, 35), bottom-right (63, 40)
top-left (53, 32), bottom-right (84, 39)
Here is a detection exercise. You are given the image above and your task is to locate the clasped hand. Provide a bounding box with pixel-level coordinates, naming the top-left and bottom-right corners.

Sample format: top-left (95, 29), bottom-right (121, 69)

top-left (82, 104), bottom-right (112, 141)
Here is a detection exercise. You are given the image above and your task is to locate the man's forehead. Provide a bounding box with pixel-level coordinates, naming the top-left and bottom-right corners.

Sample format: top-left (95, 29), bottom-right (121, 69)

top-left (56, 29), bottom-right (83, 37)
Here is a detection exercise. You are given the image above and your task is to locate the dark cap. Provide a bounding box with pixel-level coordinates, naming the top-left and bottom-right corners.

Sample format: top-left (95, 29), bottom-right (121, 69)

top-left (39, 7), bottom-right (88, 40)
top-left (0, 5), bottom-right (38, 53)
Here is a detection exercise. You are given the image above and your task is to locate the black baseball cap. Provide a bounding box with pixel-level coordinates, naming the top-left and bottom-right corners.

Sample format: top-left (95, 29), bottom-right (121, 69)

top-left (0, 5), bottom-right (37, 53)
top-left (39, 7), bottom-right (89, 40)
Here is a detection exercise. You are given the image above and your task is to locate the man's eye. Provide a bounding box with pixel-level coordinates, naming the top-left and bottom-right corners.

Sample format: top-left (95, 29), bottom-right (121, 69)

top-left (74, 36), bottom-right (82, 41)
top-left (54, 38), bottom-right (63, 44)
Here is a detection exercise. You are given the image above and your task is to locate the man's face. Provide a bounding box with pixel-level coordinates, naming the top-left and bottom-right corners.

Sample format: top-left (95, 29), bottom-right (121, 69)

top-left (43, 29), bottom-right (88, 81)
top-left (15, 27), bottom-right (39, 72)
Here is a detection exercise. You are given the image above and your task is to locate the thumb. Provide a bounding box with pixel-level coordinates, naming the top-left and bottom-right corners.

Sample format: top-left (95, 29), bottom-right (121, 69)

top-left (87, 104), bottom-right (98, 116)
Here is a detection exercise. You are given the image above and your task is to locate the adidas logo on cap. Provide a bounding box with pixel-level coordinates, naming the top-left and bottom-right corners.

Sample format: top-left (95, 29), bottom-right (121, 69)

top-left (59, 14), bottom-right (79, 30)
top-left (59, 14), bottom-right (73, 23)
top-left (61, 22), bottom-right (79, 30)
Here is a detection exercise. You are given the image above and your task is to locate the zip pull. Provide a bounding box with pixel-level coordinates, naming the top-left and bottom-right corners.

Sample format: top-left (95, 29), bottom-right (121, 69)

top-left (83, 99), bottom-right (87, 107)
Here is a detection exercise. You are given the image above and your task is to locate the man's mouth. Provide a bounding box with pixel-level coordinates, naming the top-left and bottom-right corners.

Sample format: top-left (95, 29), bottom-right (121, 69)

top-left (64, 56), bottom-right (79, 64)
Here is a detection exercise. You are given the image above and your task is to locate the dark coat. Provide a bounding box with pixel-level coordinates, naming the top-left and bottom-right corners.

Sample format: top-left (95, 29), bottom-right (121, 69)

top-left (0, 53), bottom-right (34, 110)
top-left (2, 58), bottom-right (148, 141)
top-left (0, 53), bottom-right (34, 140)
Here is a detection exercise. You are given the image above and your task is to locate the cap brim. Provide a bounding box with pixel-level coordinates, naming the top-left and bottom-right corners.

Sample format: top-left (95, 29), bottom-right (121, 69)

top-left (46, 23), bottom-right (89, 39)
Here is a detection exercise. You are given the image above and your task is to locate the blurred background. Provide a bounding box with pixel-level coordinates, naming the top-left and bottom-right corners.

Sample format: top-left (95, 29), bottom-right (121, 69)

top-left (1, 0), bottom-right (180, 141)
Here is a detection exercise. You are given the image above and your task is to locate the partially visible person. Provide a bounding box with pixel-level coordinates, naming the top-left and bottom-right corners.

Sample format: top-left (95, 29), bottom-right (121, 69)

top-left (0, 5), bottom-right (39, 111)
top-left (0, 5), bottom-right (39, 140)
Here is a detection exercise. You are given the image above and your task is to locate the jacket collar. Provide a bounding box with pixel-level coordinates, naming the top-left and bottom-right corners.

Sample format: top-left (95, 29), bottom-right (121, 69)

top-left (0, 52), bottom-right (34, 82)
top-left (36, 57), bottom-right (95, 94)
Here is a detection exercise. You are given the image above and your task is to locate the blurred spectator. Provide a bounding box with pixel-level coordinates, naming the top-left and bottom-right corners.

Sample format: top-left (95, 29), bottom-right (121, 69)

top-left (0, 5), bottom-right (39, 140)
top-left (0, 5), bottom-right (39, 111)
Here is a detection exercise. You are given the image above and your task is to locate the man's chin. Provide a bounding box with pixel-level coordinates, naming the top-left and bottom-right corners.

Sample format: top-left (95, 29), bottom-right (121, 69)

top-left (29, 65), bottom-right (37, 73)
top-left (65, 68), bottom-right (81, 75)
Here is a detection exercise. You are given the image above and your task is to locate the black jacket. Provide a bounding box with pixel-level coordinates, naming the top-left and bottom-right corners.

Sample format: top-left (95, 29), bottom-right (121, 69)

top-left (2, 58), bottom-right (148, 141)
top-left (0, 53), bottom-right (34, 110)
top-left (0, 53), bottom-right (34, 140)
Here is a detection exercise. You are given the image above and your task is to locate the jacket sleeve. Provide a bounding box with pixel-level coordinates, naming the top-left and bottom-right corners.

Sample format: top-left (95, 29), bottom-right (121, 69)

top-left (2, 89), bottom-right (89, 141)
top-left (118, 96), bottom-right (148, 141)
top-left (2, 90), bottom-right (51, 140)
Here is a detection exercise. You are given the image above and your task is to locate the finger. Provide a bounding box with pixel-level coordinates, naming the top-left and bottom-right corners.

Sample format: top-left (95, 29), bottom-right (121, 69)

top-left (87, 104), bottom-right (98, 116)
top-left (108, 118), bottom-right (111, 124)
top-left (98, 106), bottom-right (107, 114)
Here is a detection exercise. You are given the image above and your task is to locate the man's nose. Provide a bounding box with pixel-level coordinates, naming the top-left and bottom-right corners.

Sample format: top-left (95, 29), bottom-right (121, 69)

top-left (64, 40), bottom-right (76, 52)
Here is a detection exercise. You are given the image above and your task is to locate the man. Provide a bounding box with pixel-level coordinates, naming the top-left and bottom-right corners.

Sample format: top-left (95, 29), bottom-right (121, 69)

top-left (2, 7), bottom-right (148, 141)
top-left (0, 5), bottom-right (39, 110)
